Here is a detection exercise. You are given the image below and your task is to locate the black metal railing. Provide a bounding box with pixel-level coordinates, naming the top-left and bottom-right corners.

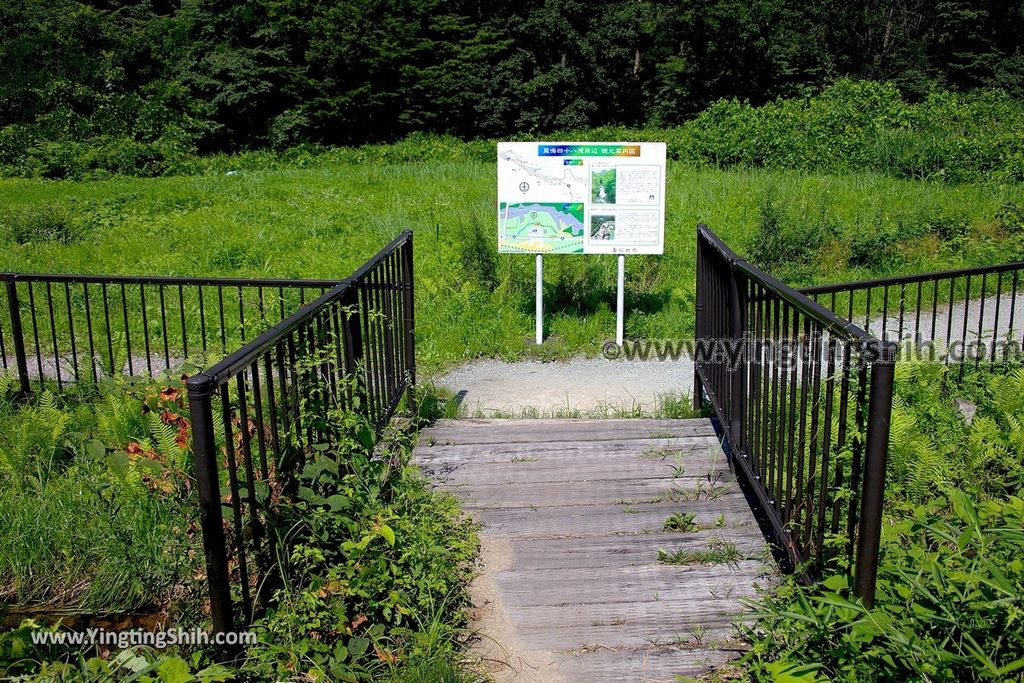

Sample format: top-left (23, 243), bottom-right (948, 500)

top-left (187, 230), bottom-right (415, 633)
top-left (694, 224), bottom-right (895, 606)
top-left (1, 273), bottom-right (340, 394)
top-left (801, 261), bottom-right (1024, 369)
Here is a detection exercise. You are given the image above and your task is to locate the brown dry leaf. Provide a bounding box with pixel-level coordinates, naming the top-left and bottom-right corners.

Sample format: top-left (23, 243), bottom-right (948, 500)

top-left (373, 643), bottom-right (397, 665)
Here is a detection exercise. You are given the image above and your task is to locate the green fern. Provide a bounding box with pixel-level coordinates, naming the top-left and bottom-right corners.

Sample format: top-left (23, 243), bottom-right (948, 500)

top-left (94, 391), bottom-right (147, 448)
top-left (147, 412), bottom-right (186, 469)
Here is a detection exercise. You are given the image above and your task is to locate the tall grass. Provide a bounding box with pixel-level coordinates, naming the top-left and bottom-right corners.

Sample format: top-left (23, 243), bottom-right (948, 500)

top-left (2, 162), bottom-right (1021, 374)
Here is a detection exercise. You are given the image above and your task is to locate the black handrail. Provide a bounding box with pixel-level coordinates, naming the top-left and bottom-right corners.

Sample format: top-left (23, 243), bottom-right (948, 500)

top-left (694, 224), bottom-right (895, 607)
top-left (0, 232), bottom-right (416, 638)
top-left (800, 261), bottom-right (1024, 370)
top-left (186, 230), bottom-right (415, 634)
top-left (1, 272), bottom-right (341, 395)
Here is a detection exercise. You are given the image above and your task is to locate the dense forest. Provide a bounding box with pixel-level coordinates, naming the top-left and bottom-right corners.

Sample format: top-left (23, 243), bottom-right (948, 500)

top-left (1, 0), bottom-right (1022, 160)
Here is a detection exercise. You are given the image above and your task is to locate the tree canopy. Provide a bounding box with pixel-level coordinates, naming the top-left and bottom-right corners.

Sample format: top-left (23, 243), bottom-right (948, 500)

top-left (1, 0), bottom-right (1022, 153)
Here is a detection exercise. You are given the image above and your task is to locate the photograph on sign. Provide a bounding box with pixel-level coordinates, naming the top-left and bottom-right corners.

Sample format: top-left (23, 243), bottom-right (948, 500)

top-left (496, 142), bottom-right (666, 255)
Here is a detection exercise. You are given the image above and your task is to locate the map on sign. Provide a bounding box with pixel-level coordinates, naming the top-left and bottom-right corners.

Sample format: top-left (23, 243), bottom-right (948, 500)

top-left (499, 202), bottom-right (585, 254)
top-left (497, 142), bottom-right (666, 255)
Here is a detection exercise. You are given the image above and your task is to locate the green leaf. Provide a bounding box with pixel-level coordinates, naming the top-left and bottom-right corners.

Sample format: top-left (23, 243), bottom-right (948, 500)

top-left (156, 657), bottom-right (193, 683)
top-left (327, 494), bottom-right (351, 512)
top-left (378, 523), bottom-right (396, 546)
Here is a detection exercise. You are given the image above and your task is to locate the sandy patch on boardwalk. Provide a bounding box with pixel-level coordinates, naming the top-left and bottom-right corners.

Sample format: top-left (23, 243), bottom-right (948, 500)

top-left (466, 537), bottom-right (564, 683)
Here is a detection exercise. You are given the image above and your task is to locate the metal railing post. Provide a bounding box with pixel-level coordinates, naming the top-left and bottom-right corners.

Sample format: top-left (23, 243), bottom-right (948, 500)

top-left (187, 374), bottom-right (235, 636)
top-left (341, 285), bottom-right (364, 387)
top-left (693, 231), bottom-right (705, 411)
top-left (4, 277), bottom-right (31, 398)
top-left (854, 340), bottom-right (896, 608)
top-left (401, 234), bottom-right (416, 401)
top-left (728, 265), bottom-right (746, 453)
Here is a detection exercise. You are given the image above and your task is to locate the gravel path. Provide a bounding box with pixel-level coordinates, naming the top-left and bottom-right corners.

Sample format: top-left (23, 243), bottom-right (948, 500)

top-left (432, 356), bottom-right (695, 417)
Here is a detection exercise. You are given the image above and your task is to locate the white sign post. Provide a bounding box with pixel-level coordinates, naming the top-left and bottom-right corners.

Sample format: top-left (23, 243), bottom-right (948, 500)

top-left (497, 142), bottom-right (666, 344)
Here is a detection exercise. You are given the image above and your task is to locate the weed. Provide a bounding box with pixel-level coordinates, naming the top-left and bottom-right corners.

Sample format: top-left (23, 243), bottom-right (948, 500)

top-left (657, 540), bottom-right (740, 566)
top-left (663, 512), bottom-right (699, 532)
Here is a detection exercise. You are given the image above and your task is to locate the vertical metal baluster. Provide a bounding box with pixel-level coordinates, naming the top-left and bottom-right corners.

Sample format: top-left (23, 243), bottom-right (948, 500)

top-left (140, 285), bottom-right (153, 376)
top-left (121, 284), bottom-right (133, 376)
top-left (1008, 271), bottom-right (1020, 366)
top-left (101, 283), bottom-right (115, 377)
top-left (816, 335), bottom-right (837, 568)
top-left (159, 284), bottom-right (171, 371)
top-left (960, 276), bottom-right (972, 377)
top-left (83, 283), bottom-right (98, 383)
top-left (218, 286), bottom-right (227, 350)
top-left (275, 343), bottom-right (292, 459)
top-left (238, 286), bottom-right (245, 342)
top-left (767, 296), bottom-right (780, 502)
top-left (179, 284), bottom-right (188, 361)
top-left (235, 372), bottom-right (266, 583)
top-left (783, 306), bottom-right (800, 526)
top-left (263, 350), bottom-right (282, 470)
top-left (803, 322), bottom-right (823, 557)
top-left (45, 282), bottom-right (62, 389)
top-left (864, 287), bottom-right (872, 337)
top-left (945, 278), bottom-right (956, 363)
top-left (199, 286), bottom-right (208, 355)
top-left (897, 283), bottom-right (906, 342)
top-left (913, 281), bottom-right (922, 347)
top-left (359, 277), bottom-right (380, 427)
top-left (975, 273), bottom-right (987, 368)
top-left (847, 358), bottom-right (868, 567)
top-left (991, 272), bottom-right (1003, 367)
top-left (881, 286), bottom-right (890, 342)
top-left (831, 343), bottom-right (852, 538)
top-left (220, 383), bottom-right (253, 621)
top-left (63, 283), bottom-right (79, 382)
top-left (250, 361), bottom-right (270, 480)
top-left (27, 283), bottom-right (44, 387)
top-left (794, 316), bottom-right (811, 542)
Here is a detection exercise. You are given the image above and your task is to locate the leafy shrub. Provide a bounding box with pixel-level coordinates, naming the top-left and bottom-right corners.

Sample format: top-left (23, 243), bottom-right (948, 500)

top-left (240, 411), bottom-right (479, 682)
top-left (4, 204), bottom-right (81, 245)
top-left (748, 195), bottom-right (834, 277)
top-left (745, 492), bottom-right (1024, 682)
top-left (458, 217), bottom-right (498, 291)
top-left (3, 80), bottom-right (1024, 182)
top-left (746, 364), bottom-right (1024, 681)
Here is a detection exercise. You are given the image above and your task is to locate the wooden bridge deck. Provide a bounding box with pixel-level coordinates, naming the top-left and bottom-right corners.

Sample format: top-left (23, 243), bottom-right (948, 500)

top-left (413, 418), bottom-right (773, 683)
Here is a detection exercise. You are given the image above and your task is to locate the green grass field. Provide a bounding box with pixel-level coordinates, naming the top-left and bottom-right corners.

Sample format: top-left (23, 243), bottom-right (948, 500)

top-left (2, 161), bottom-right (1022, 373)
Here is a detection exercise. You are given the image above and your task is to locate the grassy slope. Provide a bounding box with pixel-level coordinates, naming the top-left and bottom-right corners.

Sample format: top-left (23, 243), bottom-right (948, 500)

top-left (1, 162), bottom-right (1021, 373)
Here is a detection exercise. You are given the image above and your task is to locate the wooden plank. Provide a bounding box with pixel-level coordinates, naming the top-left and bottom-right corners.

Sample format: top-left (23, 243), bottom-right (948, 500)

top-left (414, 435), bottom-right (721, 463)
top-left (503, 531), bottom-right (767, 571)
top-left (496, 561), bottom-right (769, 607)
top-left (419, 447), bottom-right (727, 485)
top-left (552, 646), bottom-right (742, 683)
top-left (418, 418), bottom-right (715, 446)
top-left (442, 477), bottom-right (741, 509)
top-left (466, 499), bottom-right (759, 539)
top-left (508, 601), bottom-right (747, 650)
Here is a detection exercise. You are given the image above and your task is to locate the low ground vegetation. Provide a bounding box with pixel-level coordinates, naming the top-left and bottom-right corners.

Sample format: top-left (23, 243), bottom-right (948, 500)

top-left (0, 375), bottom-right (480, 682)
top-left (744, 363), bottom-right (1024, 682)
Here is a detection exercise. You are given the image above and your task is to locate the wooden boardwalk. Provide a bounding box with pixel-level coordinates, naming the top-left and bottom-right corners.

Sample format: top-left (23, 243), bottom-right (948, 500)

top-left (414, 418), bottom-right (772, 683)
